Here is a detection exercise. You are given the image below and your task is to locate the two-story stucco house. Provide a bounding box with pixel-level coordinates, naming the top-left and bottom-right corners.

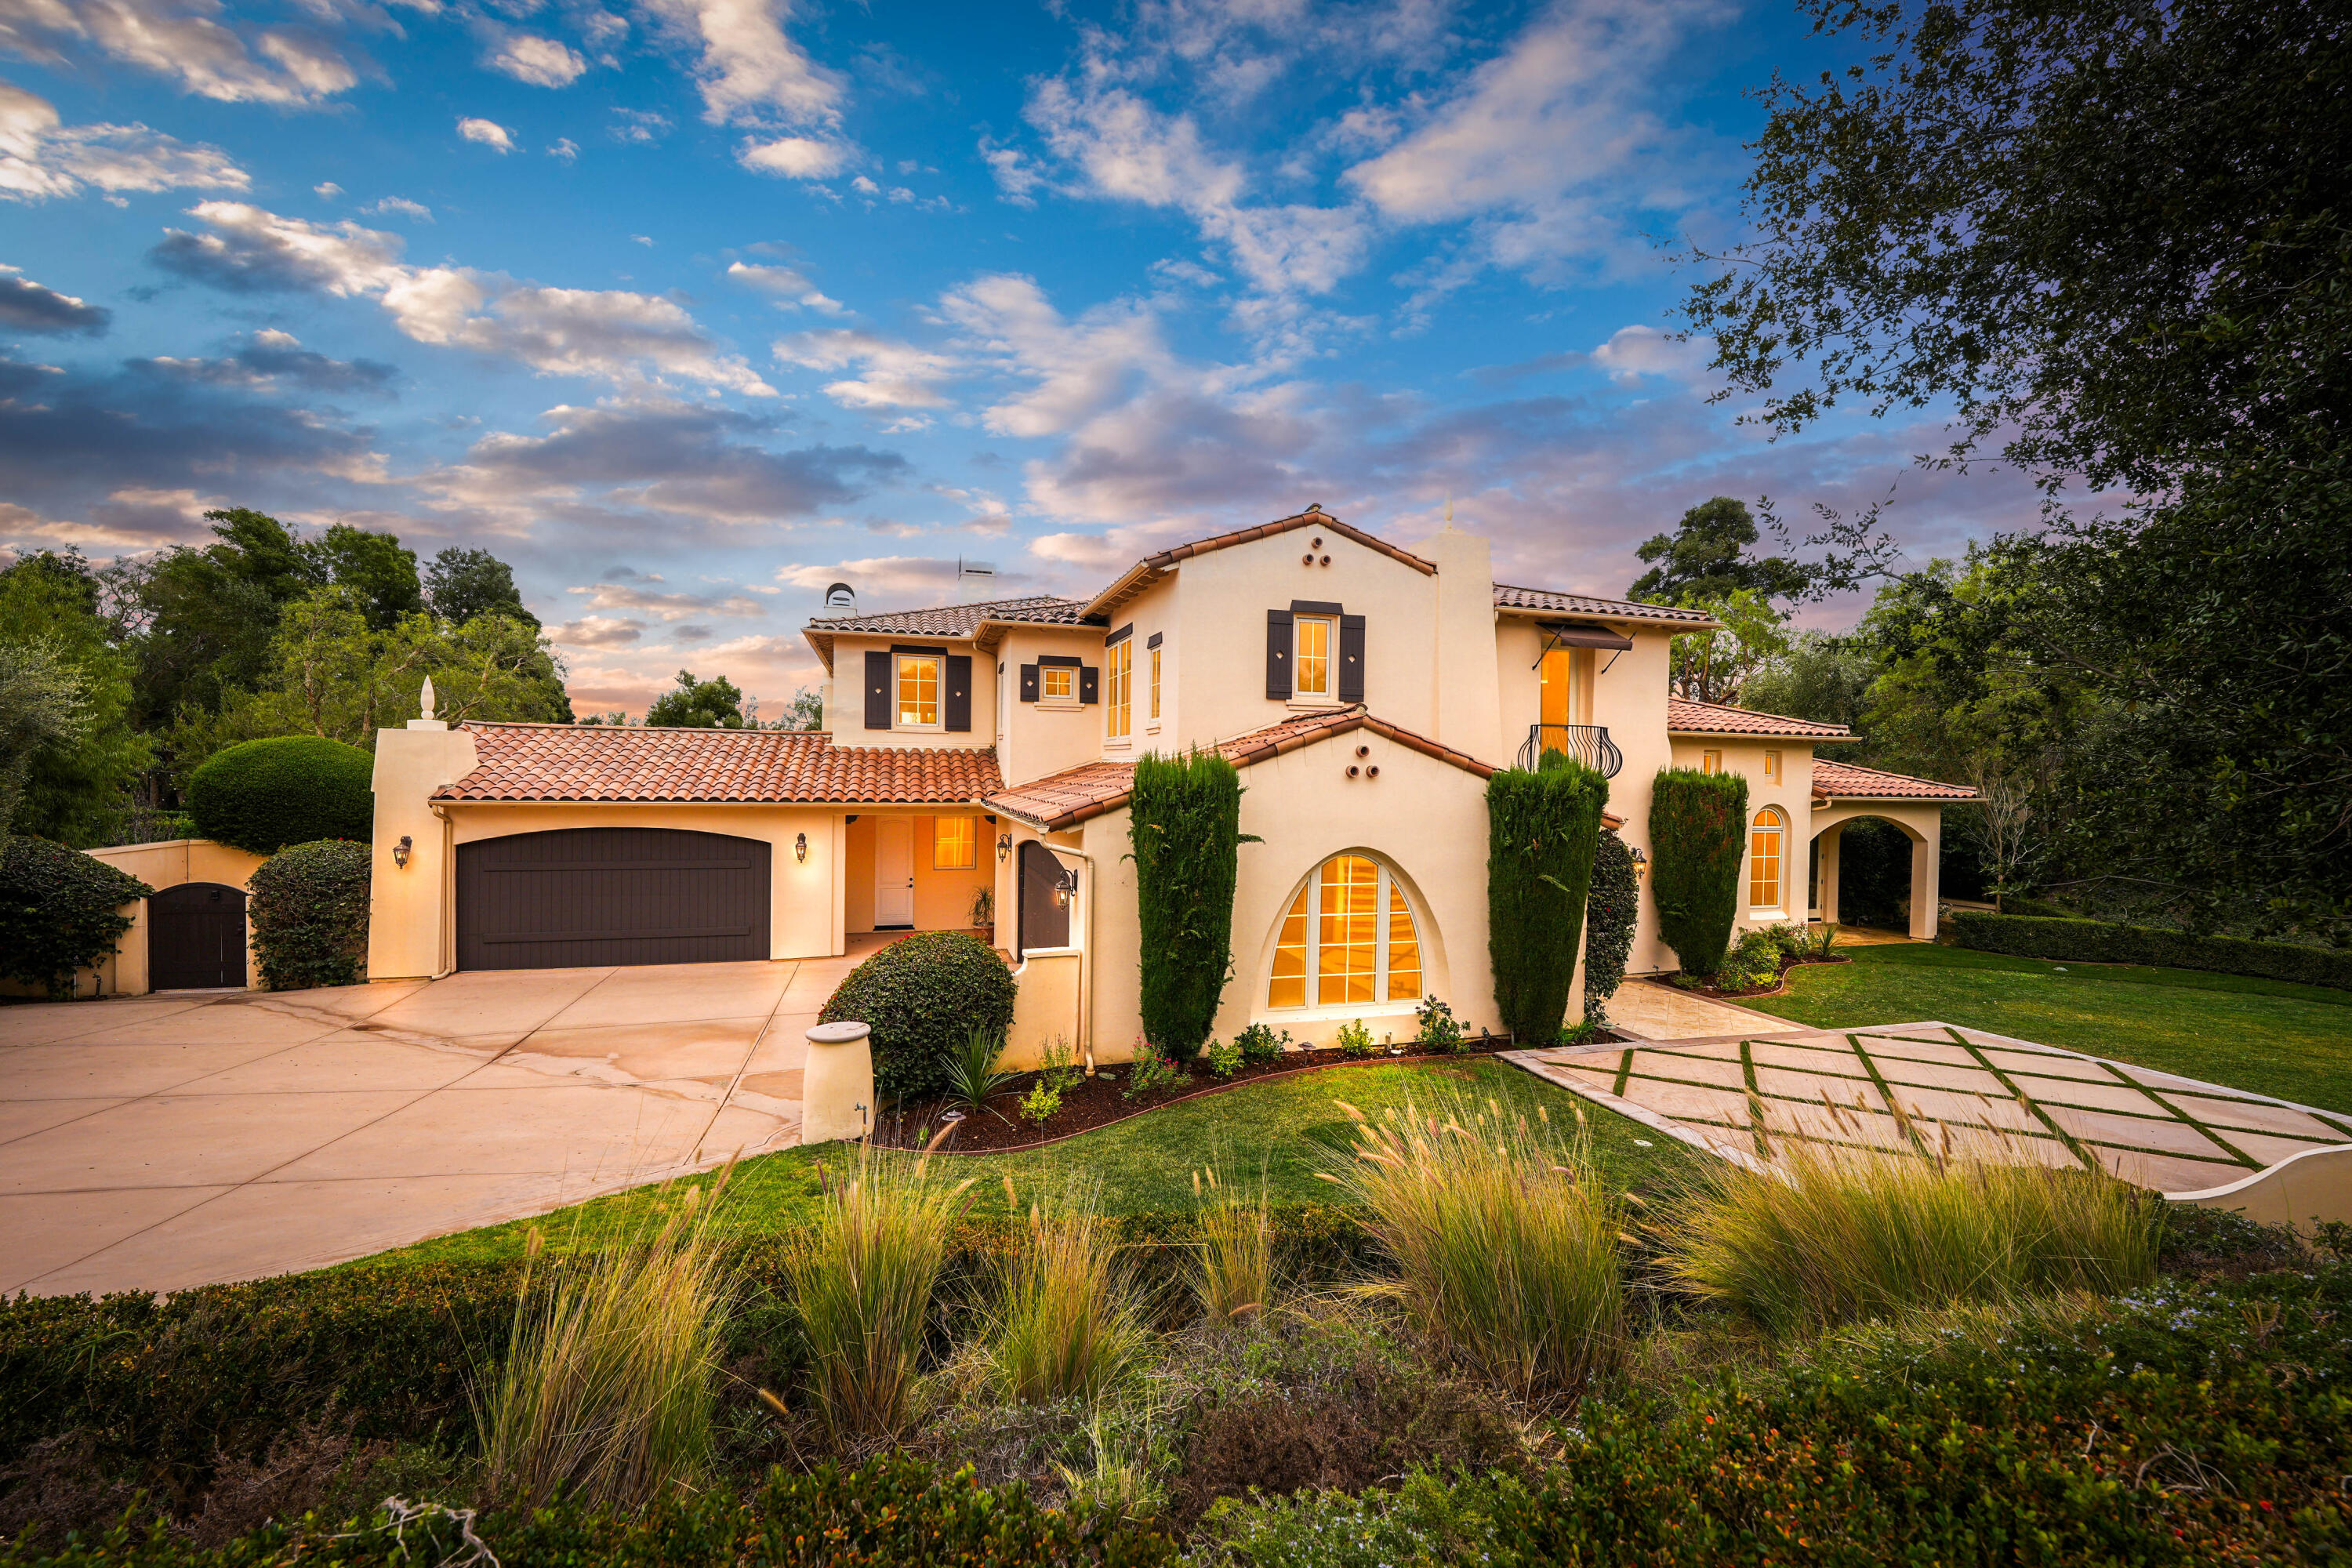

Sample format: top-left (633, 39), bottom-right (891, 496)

top-left (367, 510), bottom-right (1973, 1059)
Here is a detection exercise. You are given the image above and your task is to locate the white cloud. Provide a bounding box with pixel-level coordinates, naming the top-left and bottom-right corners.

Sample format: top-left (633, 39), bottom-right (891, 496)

top-left (154, 201), bottom-right (776, 395)
top-left (641, 0), bottom-right (843, 127)
top-left (458, 117), bottom-right (516, 153)
top-left (490, 34), bottom-right (587, 88)
top-left (777, 555), bottom-right (960, 601)
top-left (1, 0), bottom-right (361, 107)
top-left (569, 572), bottom-right (770, 620)
top-left (737, 134), bottom-right (847, 180)
top-left (364, 195), bottom-right (432, 221)
top-left (849, 173), bottom-right (877, 195)
top-left (0, 81), bottom-right (249, 201)
top-left (978, 137), bottom-right (1041, 206)
top-left (935, 274), bottom-right (1173, 439)
top-left (550, 615), bottom-right (646, 648)
top-left (774, 328), bottom-right (954, 410)
top-left (313, 180), bottom-right (343, 198)
top-left (726, 259), bottom-right (844, 314)
top-left (1588, 324), bottom-right (1712, 383)
top-left (548, 137), bottom-right (579, 161)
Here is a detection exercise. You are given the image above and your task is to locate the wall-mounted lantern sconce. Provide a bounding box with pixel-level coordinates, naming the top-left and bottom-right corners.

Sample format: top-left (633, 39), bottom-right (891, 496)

top-left (1052, 868), bottom-right (1079, 911)
top-left (996, 833), bottom-right (1013, 863)
top-left (1629, 845), bottom-right (1650, 880)
top-left (795, 832), bottom-right (808, 863)
top-left (392, 834), bottom-right (412, 869)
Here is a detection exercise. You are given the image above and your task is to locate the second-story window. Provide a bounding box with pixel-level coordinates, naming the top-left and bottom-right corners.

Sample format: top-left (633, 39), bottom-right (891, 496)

top-left (1041, 664), bottom-right (1073, 701)
top-left (1701, 749), bottom-right (1722, 775)
top-left (1294, 615), bottom-right (1335, 699)
top-left (1764, 749), bottom-right (1782, 783)
top-left (1107, 638), bottom-right (1132, 739)
top-left (1149, 644), bottom-right (1161, 719)
top-left (897, 653), bottom-right (940, 728)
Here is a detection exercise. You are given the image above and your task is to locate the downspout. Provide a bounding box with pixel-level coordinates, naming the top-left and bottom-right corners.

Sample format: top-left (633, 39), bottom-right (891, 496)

top-left (428, 801), bottom-right (458, 980)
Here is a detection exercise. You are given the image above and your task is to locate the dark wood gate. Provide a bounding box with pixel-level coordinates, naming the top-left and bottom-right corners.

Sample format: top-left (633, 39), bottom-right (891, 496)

top-left (1017, 840), bottom-right (1069, 956)
top-left (149, 882), bottom-right (248, 990)
top-left (456, 828), bottom-right (771, 971)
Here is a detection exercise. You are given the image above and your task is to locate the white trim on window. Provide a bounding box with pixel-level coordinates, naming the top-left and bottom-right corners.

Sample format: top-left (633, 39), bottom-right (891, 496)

top-left (1748, 805), bottom-right (1787, 917)
top-left (1292, 614), bottom-right (1338, 702)
top-left (895, 652), bottom-right (942, 730)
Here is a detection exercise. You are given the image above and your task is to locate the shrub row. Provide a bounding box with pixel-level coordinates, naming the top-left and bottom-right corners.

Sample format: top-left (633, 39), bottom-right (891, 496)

top-left (2, 1455), bottom-right (1176, 1568)
top-left (1949, 909), bottom-right (2352, 992)
top-left (0, 1206), bottom-right (1378, 1484)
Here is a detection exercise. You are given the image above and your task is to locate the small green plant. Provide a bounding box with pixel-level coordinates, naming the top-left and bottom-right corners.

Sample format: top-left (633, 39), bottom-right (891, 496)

top-left (989, 1188), bottom-right (1146, 1403)
top-left (1018, 1079), bottom-right (1063, 1127)
top-left (1713, 927), bottom-right (1785, 992)
top-left (1414, 996), bottom-right (1466, 1053)
top-left (1662, 1134), bottom-right (2165, 1337)
top-left (477, 1174), bottom-right (733, 1510)
top-left (1326, 1094), bottom-right (1624, 1400)
top-left (1203, 1037), bottom-right (1244, 1078)
top-left (1123, 1040), bottom-right (1189, 1100)
top-left (1336, 1019), bottom-right (1377, 1058)
top-left (1192, 1163), bottom-right (1274, 1325)
top-left (1235, 1022), bottom-right (1289, 1066)
top-left (969, 885), bottom-right (994, 927)
top-left (786, 1143), bottom-right (973, 1439)
top-left (1036, 1034), bottom-right (1084, 1091)
top-left (941, 1025), bottom-right (1017, 1116)
top-left (1813, 921), bottom-right (1841, 957)
top-left (1555, 1019), bottom-right (1601, 1046)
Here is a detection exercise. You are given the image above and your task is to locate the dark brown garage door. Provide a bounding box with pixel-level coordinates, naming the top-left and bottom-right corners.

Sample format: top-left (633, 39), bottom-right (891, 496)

top-left (456, 828), bottom-right (771, 971)
top-left (149, 882), bottom-right (248, 989)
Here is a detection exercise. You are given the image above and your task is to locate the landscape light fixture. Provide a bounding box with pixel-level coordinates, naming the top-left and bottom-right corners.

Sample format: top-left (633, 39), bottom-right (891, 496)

top-left (795, 832), bottom-right (808, 863)
top-left (393, 834), bottom-right (412, 869)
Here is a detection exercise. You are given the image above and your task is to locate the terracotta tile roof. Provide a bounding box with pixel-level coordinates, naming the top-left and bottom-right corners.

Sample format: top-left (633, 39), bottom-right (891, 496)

top-left (1081, 509), bottom-right (1435, 619)
top-left (436, 722), bottom-right (1004, 804)
top-left (986, 706), bottom-right (1624, 831)
top-left (806, 594), bottom-right (1087, 637)
top-left (1813, 758), bottom-right (1978, 802)
top-left (1494, 586), bottom-right (1718, 624)
top-left (1667, 698), bottom-right (1858, 739)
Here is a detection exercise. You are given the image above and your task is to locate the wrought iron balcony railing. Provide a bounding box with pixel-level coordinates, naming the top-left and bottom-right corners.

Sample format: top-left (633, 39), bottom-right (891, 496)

top-left (1515, 723), bottom-right (1623, 777)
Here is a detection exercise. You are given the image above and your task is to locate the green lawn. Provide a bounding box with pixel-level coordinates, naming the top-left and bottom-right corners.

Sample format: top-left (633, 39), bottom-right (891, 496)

top-left (357, 1056), bottom-right (1693, 1269)
top-left (1744, 942), bottom-right (2352, 1112)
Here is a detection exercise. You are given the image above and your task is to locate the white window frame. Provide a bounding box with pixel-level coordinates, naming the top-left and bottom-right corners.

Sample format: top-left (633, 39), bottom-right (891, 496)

top-left (933, 814), bottom-right (977, 870)
top-left (895, 652), bottom-right (942, 731)
top-left (1701, 749), bottom-right (1722, 775)
top-left (1148, 644), bottom-right (1162, 724)
top-left (1039, 664), bottom-right (1076, 704)
top-left (1265, 855), bottom-right (1425, 1014)
top-left (1292, 614), bottom-right (1338, 702)
top-left (1748, 808), bottom-right (1787, 919)
top-left (1764, 748), bottom-right (1782, 783)
top-left (1106, 638), bottom-right (1132, 742)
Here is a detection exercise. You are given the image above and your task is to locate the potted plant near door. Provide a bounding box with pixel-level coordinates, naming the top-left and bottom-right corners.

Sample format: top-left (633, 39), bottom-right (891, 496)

top-left (969, 886), bottom-right (995, 944)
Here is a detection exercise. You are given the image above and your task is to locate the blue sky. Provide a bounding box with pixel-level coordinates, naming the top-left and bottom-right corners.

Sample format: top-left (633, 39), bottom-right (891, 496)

top-left (0, 0), bottom-right (2039, 715)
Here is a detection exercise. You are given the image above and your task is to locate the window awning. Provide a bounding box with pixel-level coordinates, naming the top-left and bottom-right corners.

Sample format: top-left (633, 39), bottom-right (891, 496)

top-left (1536, 620), bottom-right (1635, 651)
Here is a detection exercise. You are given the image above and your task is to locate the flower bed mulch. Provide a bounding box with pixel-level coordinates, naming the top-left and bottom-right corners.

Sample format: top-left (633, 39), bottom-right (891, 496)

top-left (1661, 952), bottom-right (1853, 1002)
top-left (869, 1029), bottom-right (1630, 1154)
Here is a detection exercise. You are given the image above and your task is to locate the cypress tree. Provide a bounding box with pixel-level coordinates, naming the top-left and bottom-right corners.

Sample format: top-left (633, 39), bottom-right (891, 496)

top-left (1486, 755), bottom-right (1610, 1042)
top-left (1649, 768), bottom-right (1748, 975)
top-left (1128, 749), bottom-right (1246, 1059)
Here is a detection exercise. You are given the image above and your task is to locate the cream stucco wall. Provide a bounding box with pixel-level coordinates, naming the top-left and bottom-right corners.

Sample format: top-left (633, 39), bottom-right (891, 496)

top-left (1809, 799), bottom-right (1947, 938)
top-left (368, 722), bottom-right (478, 981)
top-left (993, 626), bottom-right (1104, 788)
top-left (826, 633), bottom-right (994, 750)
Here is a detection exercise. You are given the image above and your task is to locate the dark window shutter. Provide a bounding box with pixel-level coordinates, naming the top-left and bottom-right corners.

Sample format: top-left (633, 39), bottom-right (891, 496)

top-left (1019, 663), bottom-right (1040, 702)
top-left (863, 650), bottom-right (891, 730)
top-left (1265, 609), bottom-right (1294, 699)
top-left (1080, 666), bottom-right (1100, 704)
top-left (945, 653), bottom-right (972, 731)
top-left (1339, 613), bottom-right (1366, 703)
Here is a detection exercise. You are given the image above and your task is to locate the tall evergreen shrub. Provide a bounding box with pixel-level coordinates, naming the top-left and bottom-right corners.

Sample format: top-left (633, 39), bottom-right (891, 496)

top-left (1582, 830), bottom-right (1639, 1025)
top-left (248, 839), bottom-right (371, 989)
top-left (1127, 750), bottom-right (1246, 1060)
top-left (1487, 756), bottom-right (1610, 1042)
top-left (1650, 768), bottom-right (1748, 975)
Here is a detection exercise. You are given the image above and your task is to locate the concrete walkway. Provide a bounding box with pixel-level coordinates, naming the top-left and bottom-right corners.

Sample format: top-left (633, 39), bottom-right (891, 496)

top-left (0, 950), bottom-right (870, 1296)
top-left (1603, 978), bottom-right (1806, 1041)
top-left (1508, 1020), bottom-right (2352, 1196)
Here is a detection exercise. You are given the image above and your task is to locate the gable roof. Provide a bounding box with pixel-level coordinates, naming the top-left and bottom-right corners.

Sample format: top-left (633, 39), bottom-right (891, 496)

top-left (985, 704), bottom-right (1624, 832)
top-left (802, 594), bottom-right (1090, 670)
top-left (435, 721), bottom-right (1004, 804)
top-left (1494, 585), bottom-right (1719, 626)
top-left (1812, 758), bottom-right (1978, 803)
top-left (1667, 698), bottom-right (1858, 739)
top-left (1081, 509), bottom-right (1436, 620)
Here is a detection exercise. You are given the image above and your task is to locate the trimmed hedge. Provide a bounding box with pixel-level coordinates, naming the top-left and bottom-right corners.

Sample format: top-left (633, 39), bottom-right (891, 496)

top-left (1128, 750), bottom-right (1245, 1060)
top-left (5, 1456), bottom-right (1177, 1567)
top-left (247, 840), bottom-right (371, 990)
top-left (819, 931), bottom-right (1018, 1102)
top-left (0, 836), bottom-right (151, 998)
top-left (1581, 829), bottom-right (1639, 1025)
top-left (185, 737), bottom-right (372, 857)
top-left (1949, 909), bottom-right (2352, 992)
top-left (1648, 767), bottom-right (1747, 975)
top-left (1486, 758), bottom-right (1610, 1043)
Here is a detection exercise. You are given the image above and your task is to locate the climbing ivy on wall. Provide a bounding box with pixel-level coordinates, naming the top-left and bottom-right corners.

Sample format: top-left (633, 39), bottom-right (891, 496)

top-left (1129, 749), bottom-right (1247, 1061)
top-left (1487, 755), bottom-right (1610, 1043)
top-left (1582, 829), bottom-right (1639, 1025)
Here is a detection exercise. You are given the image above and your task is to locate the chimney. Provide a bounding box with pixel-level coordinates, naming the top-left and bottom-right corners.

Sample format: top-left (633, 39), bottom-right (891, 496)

top-left (822, 581), bottom-right (857, 613)
top-left (956, 559), bottom-right (996, 604)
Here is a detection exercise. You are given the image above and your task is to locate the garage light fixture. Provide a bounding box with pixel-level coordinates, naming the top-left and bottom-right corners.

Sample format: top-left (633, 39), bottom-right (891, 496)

top-left (795, 832), bottom-right (808, 863)
top-left (393, 834), bottom-right (412, 869)
top-left (996, 832), bottom-right (1012, 862)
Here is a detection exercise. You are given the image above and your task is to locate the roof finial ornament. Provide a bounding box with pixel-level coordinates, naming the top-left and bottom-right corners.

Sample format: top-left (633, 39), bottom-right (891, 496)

top-left (419, 673), bottom-right (437, 721)
top-left (1444, 491), bottom-right (1453, 525)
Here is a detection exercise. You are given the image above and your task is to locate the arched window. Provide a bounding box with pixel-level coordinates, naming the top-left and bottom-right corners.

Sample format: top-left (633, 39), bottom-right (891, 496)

top-left (1748, 808), bottom-right (1787, 915)
top-left (1268, 855), bottom-right (1423, 1008)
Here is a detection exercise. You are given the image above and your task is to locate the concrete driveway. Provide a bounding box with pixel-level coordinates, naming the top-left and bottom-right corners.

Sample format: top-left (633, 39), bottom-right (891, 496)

top-left (1, 953), bottom-right (857, 1296)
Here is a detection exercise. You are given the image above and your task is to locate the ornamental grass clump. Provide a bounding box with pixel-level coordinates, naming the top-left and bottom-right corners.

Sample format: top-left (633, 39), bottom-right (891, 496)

top-left (476, 1174), bottom-right (734, 1511)
top-left (1327, 1095), bottom-right (1624, 1401)
top-left (1192, 1163), bottom-right (1275, 1325)
top-left (1661, 1133), bottom-right (2165, 1338)
top-left (787, 1142), bottom-right (974, 1439)
top-left (989, 1181), bottom-right (1147, 1403)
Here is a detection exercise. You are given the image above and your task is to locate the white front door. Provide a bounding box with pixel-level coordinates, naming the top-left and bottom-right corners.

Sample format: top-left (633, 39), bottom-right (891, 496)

top-left (874, 817), bottom-right (915, 927)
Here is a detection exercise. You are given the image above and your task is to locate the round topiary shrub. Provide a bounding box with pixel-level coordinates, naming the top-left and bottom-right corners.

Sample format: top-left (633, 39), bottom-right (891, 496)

top-left (819, 931), bottom-right (1018, 1103)
top-left (248, 839), bottom-right (372, 990)
top-left (187, 736), bottom-right (374, 856)
top-left (0, 836), bottom-right (153, 998)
